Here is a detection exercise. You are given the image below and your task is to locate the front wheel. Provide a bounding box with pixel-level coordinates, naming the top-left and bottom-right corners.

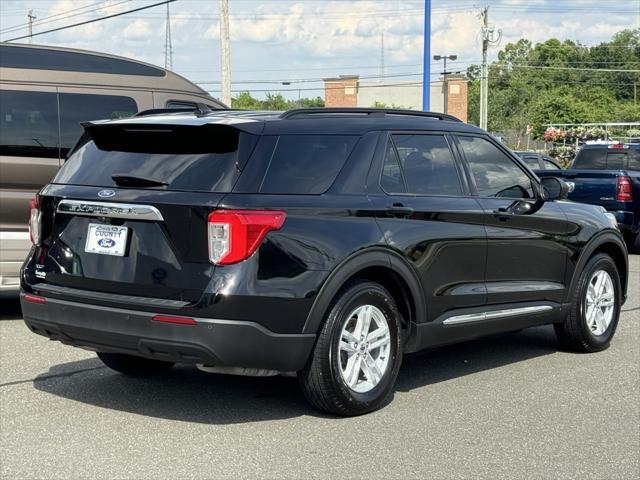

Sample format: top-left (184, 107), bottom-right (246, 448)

top-left (299, 280), bottom-right (403, 416)
top-left (97, 352), bottom-right (175, 376)
top-left (554, 253), bottom-right (621, 352)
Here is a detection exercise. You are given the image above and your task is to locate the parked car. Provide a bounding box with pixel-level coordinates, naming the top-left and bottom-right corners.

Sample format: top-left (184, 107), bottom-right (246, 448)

top-left (514, 151), bottom-right (562, 171)
top-left (0, 43), bottom-right (225, 294)
top-left (20, 108), bottom-right (628, 416)
top-left (537, 143), bottom-right (640, 250)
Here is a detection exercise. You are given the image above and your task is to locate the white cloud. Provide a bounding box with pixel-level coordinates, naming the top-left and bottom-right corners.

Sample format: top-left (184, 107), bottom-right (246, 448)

top-left (122, 19), bottom-right (153, 40)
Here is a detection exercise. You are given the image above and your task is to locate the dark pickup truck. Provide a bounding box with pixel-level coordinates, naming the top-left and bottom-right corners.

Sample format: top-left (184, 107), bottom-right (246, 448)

top-left (538, 143), bottom-right (640, 250)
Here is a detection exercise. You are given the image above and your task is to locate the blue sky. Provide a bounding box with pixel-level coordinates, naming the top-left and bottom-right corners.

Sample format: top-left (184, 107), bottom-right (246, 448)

top-left (0, 0), bottom-right (638, 100)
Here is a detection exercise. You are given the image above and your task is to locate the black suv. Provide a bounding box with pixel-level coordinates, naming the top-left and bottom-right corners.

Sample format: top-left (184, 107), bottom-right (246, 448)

top-left (20, 108), bottom-right (628, 416)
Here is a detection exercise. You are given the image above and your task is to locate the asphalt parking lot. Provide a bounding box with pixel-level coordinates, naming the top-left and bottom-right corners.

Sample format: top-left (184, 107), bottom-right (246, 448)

top-left (1, 256), bottom-right (638, 480)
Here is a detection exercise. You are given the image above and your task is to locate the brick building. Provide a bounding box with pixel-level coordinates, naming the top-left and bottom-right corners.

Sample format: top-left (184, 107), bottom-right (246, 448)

top-left (323, 74), bottom-right (469, 123)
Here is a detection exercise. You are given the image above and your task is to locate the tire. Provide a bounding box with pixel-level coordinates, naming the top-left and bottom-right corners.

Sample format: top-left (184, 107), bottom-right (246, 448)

top-left (97, 352), bottom-right (174, 376)
top-left (554, 253), bottom-right (621, 353)
top-left (299, 280), bottom-right (403, 416)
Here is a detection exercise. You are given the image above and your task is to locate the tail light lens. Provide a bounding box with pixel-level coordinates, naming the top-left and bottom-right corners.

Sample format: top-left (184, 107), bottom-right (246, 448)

top-left (29, 197), bottom-right (42, 246)
top-left (616, 176), bottom-right (633, 202)
top-left (207, 210), bottom-right (286, 265)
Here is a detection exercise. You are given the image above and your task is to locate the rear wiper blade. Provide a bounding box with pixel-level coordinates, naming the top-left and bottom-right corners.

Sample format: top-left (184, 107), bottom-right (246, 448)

top-left (111, 174), bottom-right (168, 187)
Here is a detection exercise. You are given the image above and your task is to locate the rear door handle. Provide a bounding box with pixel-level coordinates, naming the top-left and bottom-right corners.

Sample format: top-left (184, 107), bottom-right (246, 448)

top-left (386, 203), bottom-right (414, 217)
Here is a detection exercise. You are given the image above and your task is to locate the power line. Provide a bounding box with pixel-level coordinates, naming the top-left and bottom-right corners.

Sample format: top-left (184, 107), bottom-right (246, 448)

top-left (0, 0), bottom-right (131, 35)
top-left (2, 0), bottom-right (176, 43)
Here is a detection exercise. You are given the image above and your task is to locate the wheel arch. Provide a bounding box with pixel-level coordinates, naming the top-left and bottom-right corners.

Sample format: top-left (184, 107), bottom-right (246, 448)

top-left (568, 231), bottom-right (628, 305)
top-left (301, 247), bottom-right (426, 338)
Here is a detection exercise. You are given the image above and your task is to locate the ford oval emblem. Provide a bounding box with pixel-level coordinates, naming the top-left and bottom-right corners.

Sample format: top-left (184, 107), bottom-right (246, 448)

top-left (98, 238), bottom-right (116, 248)
top-left (98, 189), bottom-right (116, 198)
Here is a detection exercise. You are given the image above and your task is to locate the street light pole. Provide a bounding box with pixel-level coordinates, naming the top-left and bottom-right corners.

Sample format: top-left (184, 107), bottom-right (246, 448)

top-left (422, 0), bottom-right (431, 111)
top-left (433, 54), bottom-right (457, 114)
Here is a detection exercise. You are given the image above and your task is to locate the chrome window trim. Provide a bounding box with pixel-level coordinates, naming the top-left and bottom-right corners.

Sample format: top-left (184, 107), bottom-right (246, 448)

top-left (57, 199), bottom-right (164, 221)
top-left (443, 305), bottom-right (553, 326)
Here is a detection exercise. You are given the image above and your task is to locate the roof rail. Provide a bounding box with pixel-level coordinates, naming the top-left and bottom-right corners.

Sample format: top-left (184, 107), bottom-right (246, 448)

top-left (280, 107), bottom-right (462, 122)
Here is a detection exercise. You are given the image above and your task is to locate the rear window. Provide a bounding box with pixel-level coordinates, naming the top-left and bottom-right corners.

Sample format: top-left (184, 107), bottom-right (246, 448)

top-left (572, 147), bottom-right (639, 170)
top-left (259, 135), bottom-right (358, 194)
top-left (54, 125), bottom-right (257, 193)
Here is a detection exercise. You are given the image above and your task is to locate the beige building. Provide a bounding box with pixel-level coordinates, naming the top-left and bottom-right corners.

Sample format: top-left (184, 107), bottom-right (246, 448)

top-left (323, 74), bottom-right (469, 122)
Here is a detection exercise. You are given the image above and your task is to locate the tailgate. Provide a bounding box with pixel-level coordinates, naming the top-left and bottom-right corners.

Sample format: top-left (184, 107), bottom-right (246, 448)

top-left (552, 169), bottom-right (620, 209)
top-left (34, 187), bottom-right (223, 303)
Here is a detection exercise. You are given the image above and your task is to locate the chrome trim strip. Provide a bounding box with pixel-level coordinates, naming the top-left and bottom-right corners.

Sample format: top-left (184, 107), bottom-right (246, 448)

top-left (57, 199), bottom-right (164, 221)
top-left (443, 305), bottom-right (554, 326)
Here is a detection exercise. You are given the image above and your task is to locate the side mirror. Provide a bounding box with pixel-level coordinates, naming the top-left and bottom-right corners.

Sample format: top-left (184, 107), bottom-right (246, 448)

top-left (540, 177), bottom-right (570, 201)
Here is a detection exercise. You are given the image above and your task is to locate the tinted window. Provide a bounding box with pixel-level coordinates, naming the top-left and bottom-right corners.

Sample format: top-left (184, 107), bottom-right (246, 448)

top-left (54, 125), bottom-right (256, 193)
top-left (606, 152), bottom-right (627, 169)
top-left (572, 149), bottom-right (605, 169)
top-left (0, 90), bottom-right (59, 158)
top-left (58, 93), bottom-right (137, 154)
top-left (166, 100), bottom-right (197, 109)
top-left (380, 140), bottom-right (405, 193)
top-left (260, 135), bottom-right (358, 194)
top-left (628, 150), bottom-right (640, 171)
top-left (573, 148), bottom-right (640, 170)
top-left (459, 135), bottom-right (533, 199)
top-left (390, 134), bottom-right (462, 195)
top-left (543, 158), bottom-right (560, 170)
top-left (521, 156), bottom-right (540, 169)
top-left (0, 45), bottom-right (165, 76)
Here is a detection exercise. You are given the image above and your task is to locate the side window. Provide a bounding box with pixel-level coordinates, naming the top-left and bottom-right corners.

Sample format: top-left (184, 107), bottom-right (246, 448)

top-left (390, 134), bottom-right (462, 195)
top-left (58, 93), bottom-right (137, 155)
top-left (521, 156), bottom-right (540, 169)
top-left (0, 90), bottom-right (59, 158)
top-left (458, 135), bottom-right (534, 199)
top-left (543, 158), bottom-right (560, 170)
top-left (260, 135), bottom-right (358, 194)
top-left (380, 139), bottom-right (406, 193)
top-left (166, 100), bottom-right (197, 109)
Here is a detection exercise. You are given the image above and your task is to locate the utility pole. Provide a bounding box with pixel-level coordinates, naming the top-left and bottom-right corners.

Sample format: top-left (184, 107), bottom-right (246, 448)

top-left (479, 6), bottom-right (501, 130)
top-left (379, 33), bottom-right (384, 82)
top-left (164, 2), bottom-right (173, 70)
top-left (27, 10), bottom-right (36, 44)
top-left (219, 0), bottom-right (231, 106)
top-left (422, 0), bottom-right (431, 111)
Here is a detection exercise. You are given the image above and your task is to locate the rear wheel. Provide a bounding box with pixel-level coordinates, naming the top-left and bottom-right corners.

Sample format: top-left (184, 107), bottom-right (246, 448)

top-left (97, 352), bottom-right (174, 376)
top-left (554, 253), bottom-right (621, 352)
top-left (299, 280), bottom-right (403, 416)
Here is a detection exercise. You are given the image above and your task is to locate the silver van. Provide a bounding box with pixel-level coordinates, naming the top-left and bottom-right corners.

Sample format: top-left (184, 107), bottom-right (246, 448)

top-left (0, 43), bottom-right (225, 294)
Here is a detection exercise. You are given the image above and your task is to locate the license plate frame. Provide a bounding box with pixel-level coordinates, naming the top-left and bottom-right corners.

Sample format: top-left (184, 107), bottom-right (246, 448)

top-left (84, 223), bottom-right (128, 257)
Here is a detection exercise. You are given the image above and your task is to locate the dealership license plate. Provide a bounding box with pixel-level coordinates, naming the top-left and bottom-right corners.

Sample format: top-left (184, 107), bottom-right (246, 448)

top-left (84, 224), bottom-right (128, 256)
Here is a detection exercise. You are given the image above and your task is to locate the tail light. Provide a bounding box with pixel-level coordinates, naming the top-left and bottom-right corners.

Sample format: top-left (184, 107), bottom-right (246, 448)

top-left (29, 197), bottom-right (42, 246)
top-left (616, 176), bottom-right (633, 202)
top-left (207, 210), bottom-right (286, 265)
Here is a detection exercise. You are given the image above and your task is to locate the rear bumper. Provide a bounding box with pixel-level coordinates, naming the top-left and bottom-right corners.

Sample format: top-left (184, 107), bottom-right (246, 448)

top-left (611, 210), bottom-right (637, 234)
top-left (20, 294), bottom-right (316, 372)
top-left (0, 231), bottom-right (30, 294)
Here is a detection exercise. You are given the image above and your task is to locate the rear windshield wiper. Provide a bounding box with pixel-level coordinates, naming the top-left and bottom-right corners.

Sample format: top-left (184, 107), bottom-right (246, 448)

top-left (111, 174), bottom-right (168, 188)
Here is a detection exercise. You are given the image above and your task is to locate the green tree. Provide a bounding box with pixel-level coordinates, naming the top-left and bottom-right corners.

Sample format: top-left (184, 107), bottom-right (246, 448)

top-left (465, 28), bottom-right (640, 137)
top-left (231, 92), bottom-right (324, 110)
